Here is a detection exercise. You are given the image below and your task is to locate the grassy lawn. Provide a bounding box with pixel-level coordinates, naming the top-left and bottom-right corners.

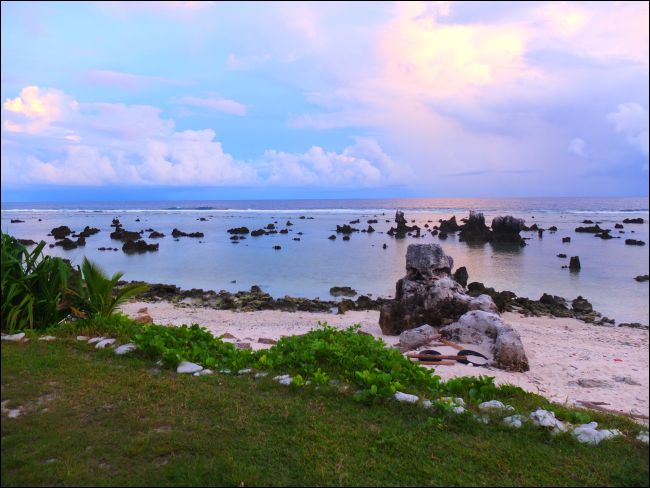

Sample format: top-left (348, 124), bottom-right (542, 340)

top-left (1, 340), bottom-right (648, 487)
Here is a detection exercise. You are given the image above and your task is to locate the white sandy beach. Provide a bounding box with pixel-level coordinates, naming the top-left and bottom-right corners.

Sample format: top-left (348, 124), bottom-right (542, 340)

top-left (121, 301), bottom-right (649, 419)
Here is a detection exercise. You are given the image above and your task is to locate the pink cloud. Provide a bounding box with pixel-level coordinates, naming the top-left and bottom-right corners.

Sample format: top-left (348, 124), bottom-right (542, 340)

top-left (84, 70), bottom-right (187, 90)
top-left (180, 95), bottom-right (247, 116)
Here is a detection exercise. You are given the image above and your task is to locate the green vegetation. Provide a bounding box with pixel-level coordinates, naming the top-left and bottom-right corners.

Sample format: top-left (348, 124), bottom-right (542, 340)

top-left (2, 340), bottom-right (648, 487)
top-left (66, 257), bottom-right (148, 319)
top-left (1, 234), bottom-right (72, 331)
top-left (1, 233), bottom-right (147, 332)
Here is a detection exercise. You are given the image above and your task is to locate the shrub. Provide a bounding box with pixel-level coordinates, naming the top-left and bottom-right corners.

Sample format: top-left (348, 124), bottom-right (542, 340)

top-left (1, 233), bottom-right (72, 331)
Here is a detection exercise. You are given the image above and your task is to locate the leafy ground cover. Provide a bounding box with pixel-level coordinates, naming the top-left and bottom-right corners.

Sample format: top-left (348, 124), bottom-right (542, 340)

top-left (2, 339), bottom-right (649, 487)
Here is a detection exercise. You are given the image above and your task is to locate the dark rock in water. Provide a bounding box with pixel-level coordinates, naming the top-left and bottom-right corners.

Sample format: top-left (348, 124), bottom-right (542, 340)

top-left (10, 219), bottom-right (24, 223)
top-left (625, 239), bottom-right (646, 246)
top-left (78, 226), bottom-right (100, 238)
top-left (529, 223), bottom-right (539, 231)
top-left (569, 256), bottom-right (581, 271)
top-left (367, 225), bottom-right (375, 233)
top-left (227, 227), bottom-right (250, 235)
top-left (286, 220), bottom-right (293, 226)
top-left (149, 231), bottom-right (165, 238)
top-left (452, 266), bottom-right (469, 287)
top-left (54, 236), bottom-right (85, 250)
top-left (623, 218), bottom-right (644, 224)
top-left (330, 286), bottom-right (357, 297)
top-left (557, 253), bottom-right (567, 258)
top-left (491, 216), bottom-right (527, 246)
top-left (230, 235), bottom-right (240, 241)
top-left (51, 225), bottom-right (72, 239)
top-left (328, 234), bottom-right (336, 240)
top-left (562, 237), bottom-right (571, 243)
top-left (111, 228), bottom-right (141, 241)
top-left (582, 220), bottom-right (594, 224)
top-left (18, 239), bottom-right (37, 246)
top-left (459, 211), bottom-right (491, 243)
top-left (549, 226), bottom-right (558, 231)
top-left (198, 217), bottom-right (208, 221)
top-left (537, 229), bottom-right (544, 238)
top-left (378, 244), bottom-right (496, 335)
top-left (135, 218), bottom-right (140, 222)
top-left (342, 235), bottom-right (350, 241)
top-left (280, 229), bottom-right (289, 234)
top-left (251, 285), bottom-right (262, 293)
top-left (172, 228), bottom-right (204, 238)
top-left (122, 239), bottom-right (158, 253)
top-left (387, 210), bottom-right (420, 239)
top-left (634, 275), bottom-right (649, 282)
top-left (265, 223), bottom-right (275, 230)
top-left (337, 299), bottom-right (355, 314)
top-left (273, 245), bottom-right (281, 250)
top-left (382, 243), bottom-right (387, 249)
top-left (336, 224), bottom-right (359, 234)
top-left (431, 229), bottom-right (439, 236)
top-left (349, 219), bottom-right (360, 224)
top-left (251, 229), bottom-right (266, 237)
top-left (110, 218), bottom-right (121, 227)
top-left (439, 216), bottom-right (461, 233)
top-left (367, 219), bottom-right (378, 224)
top-left (575, 225), bottom-right (605, 233)
top-left (438, 231), bottom-right (448, 240)
top-left (299, 216), bottom-right (306, 219)
top-left (615, 223), bottom-right (624, 229)
top-left (595, 230), bottom-right (614, 239)
top-left (293, 237), bottom-right (300, 241)
top-left (618, 322), bottom-right (647, 329)
top-left (572, 296), bottom-right (592, 313)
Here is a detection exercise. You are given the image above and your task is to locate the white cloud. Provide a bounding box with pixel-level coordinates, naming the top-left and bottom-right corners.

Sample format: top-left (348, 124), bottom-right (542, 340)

top-left (84, 70), bottom-right (187, 90)
top-left (607, 103), bottom-right (649, 157)
top-left (1, 86), bottom-right (402, 188)
top-left (568, 138), bottom-right (587, 158)
top-left (180, 95), bottom-right (247, 116)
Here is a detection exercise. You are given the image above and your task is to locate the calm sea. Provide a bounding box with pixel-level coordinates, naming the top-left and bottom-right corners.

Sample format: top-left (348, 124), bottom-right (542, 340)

top-left (2, 197), bottom-right (648, 326)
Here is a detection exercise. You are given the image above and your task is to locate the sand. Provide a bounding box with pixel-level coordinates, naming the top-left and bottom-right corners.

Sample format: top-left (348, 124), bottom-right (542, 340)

top-left (121, 301), bottom-right (649, 418)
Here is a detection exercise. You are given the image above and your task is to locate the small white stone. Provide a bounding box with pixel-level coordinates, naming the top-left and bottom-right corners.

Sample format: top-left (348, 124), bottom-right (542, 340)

top-left (473, 414), bottom-right (490, 424)
top-left (219, 369), bottom-right (231, 374)
top-left (1, 333), bottom-right (25, 342)
top-left (195, 369), bottom-right (213, 376)
top-left (572, 422), bottom-right (622, 444)
top-left (87, 337), bottom-right (106, 344)
top-left (504, 415), bottom-right (524, 428)
top-left (636, 432), bottom-right (649, 445)
top-left (177, 361), bottom-right (203, 374)
top-left (529, 409), bottom-right (558, 428)
top-left (422, 400), bottom-right (433, 409)
top-left (273, 374), bottom-right (292, 385)
top-left (237, 368), bottom-right (253, 375)
top-left (38, 335), bottom-right (57, 341)
top-left (452, 406), bottom-right (466, 414)
top-left (478, 400), bottom-right (513, 412)
top-left (394, 391), bottom-right (419, 403)
top-left (76, 336), bottom-right (90, 341)
top-left (95, 338), bottom-right (116, 349)
top-left (254, 372), bottom-right (269, 379)
top-left (114, 343), bottom-right (137, 355)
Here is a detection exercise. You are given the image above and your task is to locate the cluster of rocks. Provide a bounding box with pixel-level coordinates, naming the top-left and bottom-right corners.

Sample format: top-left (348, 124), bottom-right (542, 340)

top-left (171, 228), bottom-right (204, 238)
top-left (623, 218), bottom-right (644, 224)
top-left (387, 211), bottom-right (420, 238)
top-left (377, 243), bottom-right (529, 371)
top-left (120, 282), bottom-right (388, 314)
top-left (17, 239), bottom-right (37, 246)
top-left (109, 221), bottom-right (159, 253)
top-left (329, 286), bottom-right (357, 297)
top-left (48, 225), bottom-right (98, 250)
top-left (435, 212), bottom-right (528, 246)
top-left (625, 239), bottom-right (646, 246)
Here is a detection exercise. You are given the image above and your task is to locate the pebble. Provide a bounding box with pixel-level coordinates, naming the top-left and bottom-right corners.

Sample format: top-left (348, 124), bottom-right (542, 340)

top-left (503, 415), bottom-right (524, 428)
top-left (394, 391), bottom-right (419, 403)
top-left (637, 431), bottom-right (649, 445)
top-left (1, 333), bottom-right (25, 342)
top-left (254, 372), bottom-right (269, 379)
top-left (87, 337), bottom-right (106, 344)
top-left (193, 369), bottom-right (214, 376)
top-left (177, 361), bottom-right (203, 374)
top-left (38, 335), bottom-right (57, 342)
top-left (479, 400), bottom-right (514, 412)
top-left (237, 368), bottom-right (253, 375)
top-left (95, 338), bottom-right (116, 349)
top-left (273, 374), bottom-right (292, 385)
top-left (114, 343), bottom-right (137, 355)
top-left (76, 336), bottom-right (90, 341)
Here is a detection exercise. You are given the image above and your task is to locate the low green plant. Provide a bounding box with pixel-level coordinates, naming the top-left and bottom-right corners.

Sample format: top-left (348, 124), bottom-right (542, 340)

top-left (1, 233), bottom-right (73, 331)
top-left (66, 257), bottom-right (149, 319)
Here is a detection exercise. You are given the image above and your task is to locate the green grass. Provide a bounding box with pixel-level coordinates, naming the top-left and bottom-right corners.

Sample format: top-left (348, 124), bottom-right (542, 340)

top-left (2, 340), bottom-right (648, 487)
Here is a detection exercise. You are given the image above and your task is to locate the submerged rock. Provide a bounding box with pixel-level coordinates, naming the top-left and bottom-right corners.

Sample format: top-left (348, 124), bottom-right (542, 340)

top-left (623, 218), bottom-right (644, 224)
top-left (569, 256), bottom-right (581, 271)
top-left (50, 225), bottom-right (72, 240)
top-left (172, 228), bottom-right (204, 238)
top-left (387, 210), bottom-right (420, 239)
top-left (458, 212), bottom-right (491, 243)
top-left (122, 240), bottom-right (159, 253)
top-left (329, 286), bottom-right (357, 297)
top-left (625, 239), bottom-right (646, 246)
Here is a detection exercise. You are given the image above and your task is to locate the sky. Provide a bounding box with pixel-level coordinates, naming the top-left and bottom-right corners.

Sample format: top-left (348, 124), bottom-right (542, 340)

top-left (1, 1), bottom-right (649, 202)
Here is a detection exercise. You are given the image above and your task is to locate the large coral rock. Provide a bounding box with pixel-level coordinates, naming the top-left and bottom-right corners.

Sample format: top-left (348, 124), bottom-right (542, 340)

top-left (440, 310), bottom-right (529, 372)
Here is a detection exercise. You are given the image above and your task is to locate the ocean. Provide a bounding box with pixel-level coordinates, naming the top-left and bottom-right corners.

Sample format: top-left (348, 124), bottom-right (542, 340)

top-left (2, 197), bottom-right (648, 326)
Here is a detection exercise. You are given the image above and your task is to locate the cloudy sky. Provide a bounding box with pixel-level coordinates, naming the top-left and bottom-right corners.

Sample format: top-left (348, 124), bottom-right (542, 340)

top-left (1, 1), bottom-right (648, 201)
